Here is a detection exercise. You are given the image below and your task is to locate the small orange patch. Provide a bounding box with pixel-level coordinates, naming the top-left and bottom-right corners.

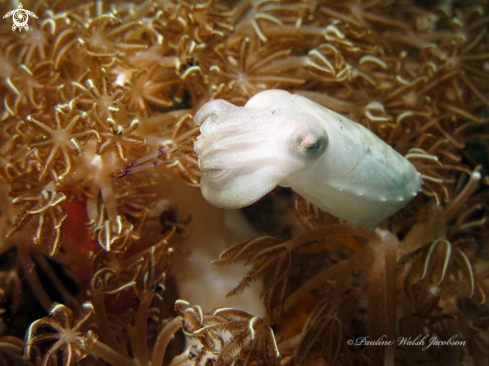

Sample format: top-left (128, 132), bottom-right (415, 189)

top-left (335, 234), bottom-right (363, 251)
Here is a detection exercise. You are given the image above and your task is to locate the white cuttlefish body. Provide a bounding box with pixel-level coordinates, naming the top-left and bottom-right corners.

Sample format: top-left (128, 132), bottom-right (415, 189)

top-left (193, 89), bottom-right (422, 231)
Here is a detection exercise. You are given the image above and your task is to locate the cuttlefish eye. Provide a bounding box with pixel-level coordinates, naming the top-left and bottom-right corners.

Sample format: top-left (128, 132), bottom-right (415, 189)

top-left (294, 129), bottom-right (328, 158)
top-left (300, 135), bottom-right (324, 151)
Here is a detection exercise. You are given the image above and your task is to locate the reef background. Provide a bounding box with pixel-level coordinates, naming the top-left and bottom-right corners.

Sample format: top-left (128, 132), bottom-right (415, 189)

top-left (0, 0), bottom-right (488, 365)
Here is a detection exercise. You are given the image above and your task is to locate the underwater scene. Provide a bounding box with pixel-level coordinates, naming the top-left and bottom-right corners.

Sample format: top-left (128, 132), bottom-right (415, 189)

top-left (0, 0), bottom-right (488, 365)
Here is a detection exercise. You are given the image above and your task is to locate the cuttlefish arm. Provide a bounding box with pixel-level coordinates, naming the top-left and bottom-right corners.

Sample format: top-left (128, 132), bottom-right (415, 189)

top-left (193, 90), bottom-right (422, 231)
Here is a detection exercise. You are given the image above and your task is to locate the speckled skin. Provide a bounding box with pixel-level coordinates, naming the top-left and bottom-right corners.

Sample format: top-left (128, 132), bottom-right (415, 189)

top-left (194, 90), bottom-right (422, 231)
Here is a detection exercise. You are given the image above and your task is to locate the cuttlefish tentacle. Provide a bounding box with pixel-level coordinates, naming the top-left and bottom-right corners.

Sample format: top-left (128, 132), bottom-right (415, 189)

top-left (193, 89), bottom-right (422, 231)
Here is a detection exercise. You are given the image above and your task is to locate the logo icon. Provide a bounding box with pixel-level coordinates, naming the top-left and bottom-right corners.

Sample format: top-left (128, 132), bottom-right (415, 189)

top-left (3, 3), bottom-right (38, 32)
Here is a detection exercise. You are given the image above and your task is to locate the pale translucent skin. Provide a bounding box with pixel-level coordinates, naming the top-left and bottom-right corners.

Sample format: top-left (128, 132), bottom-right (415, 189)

top-left (193, 89), bottom-right (422, 231)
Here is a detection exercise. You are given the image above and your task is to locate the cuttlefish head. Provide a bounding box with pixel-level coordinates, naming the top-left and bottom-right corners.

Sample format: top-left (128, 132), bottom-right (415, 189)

top-left (193, 89), bottom-right (328, 209)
